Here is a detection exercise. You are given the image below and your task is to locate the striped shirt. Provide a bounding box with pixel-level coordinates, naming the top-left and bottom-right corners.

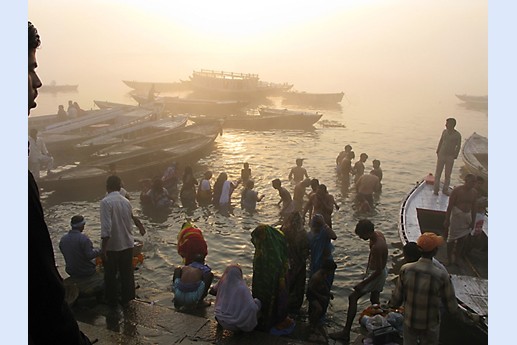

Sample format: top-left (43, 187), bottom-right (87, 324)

top-left (390, 257), bottom-right (458, 330)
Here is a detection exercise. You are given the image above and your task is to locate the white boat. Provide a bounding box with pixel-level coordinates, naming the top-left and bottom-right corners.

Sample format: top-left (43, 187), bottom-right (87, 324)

top-left (462, 133), bottom-right (488, 193)
top-left (399, 177), bottom-right (487, 338)
top-left (93, 100), bottom-right (137, 109)
top-left (75, 114), bottom-right (188, 155)
top-left (40, 107), bottom-right (156, 160)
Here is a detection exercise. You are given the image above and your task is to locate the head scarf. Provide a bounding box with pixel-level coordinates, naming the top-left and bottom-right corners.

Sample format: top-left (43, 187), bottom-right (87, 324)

top-left (214, 265), bottom-right (260, 332)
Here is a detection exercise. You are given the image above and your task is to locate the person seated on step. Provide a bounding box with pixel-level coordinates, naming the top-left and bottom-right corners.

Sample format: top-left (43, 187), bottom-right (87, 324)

top-left (172, 254), bottom-right (213, 309)
top-left (59, 215), bottom-right (104, 300)
top-left (210, 264), bottom-right (262, 332)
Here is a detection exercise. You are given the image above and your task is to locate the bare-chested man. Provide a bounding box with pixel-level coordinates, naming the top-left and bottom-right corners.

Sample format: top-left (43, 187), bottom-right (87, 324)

top-left (329, 219), bottom-right (388, 343)
top-left (444, 173), bottom-right (478, 266)
top-left (352, 153), bottom-right (368, 183)
top-left (336, 144), bottom-right (354, 166)
top-left (272, 178), bottom-right (295, 218)
top-left (288, 158), bottom-right (309, 183)
top-left (355, 171), bottom-right (381, 209)
top-left (303, 184), bottom-right (339, 228)
top-left (293, 178), bottom-right (312, 212)
top-left (338, 152), bottom-right (354, 185)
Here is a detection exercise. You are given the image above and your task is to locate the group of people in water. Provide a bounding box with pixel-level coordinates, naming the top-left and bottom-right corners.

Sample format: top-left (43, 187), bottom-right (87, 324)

top-left (137, 145), bottom-right (383, 224)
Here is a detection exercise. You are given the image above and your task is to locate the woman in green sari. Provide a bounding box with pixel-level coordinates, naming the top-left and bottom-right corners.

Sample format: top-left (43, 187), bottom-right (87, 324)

top-left (251, 224), bottom-right (293, 333)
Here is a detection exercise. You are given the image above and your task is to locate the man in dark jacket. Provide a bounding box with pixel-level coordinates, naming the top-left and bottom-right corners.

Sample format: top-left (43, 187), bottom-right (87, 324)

top-left (28, 21), bottom-right (92, 344)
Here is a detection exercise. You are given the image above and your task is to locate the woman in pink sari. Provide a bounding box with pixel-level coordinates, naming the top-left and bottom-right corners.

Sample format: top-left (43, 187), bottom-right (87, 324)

top-left (210, 264), bottom-right (261, 332)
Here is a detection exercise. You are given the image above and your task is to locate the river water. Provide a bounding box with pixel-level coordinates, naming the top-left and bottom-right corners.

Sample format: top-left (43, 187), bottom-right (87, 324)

top-left (34, 89), bottom-right (487, 335)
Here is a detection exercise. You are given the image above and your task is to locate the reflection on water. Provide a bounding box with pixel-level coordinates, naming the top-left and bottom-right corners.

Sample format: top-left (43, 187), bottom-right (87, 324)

top-left (42, 94), bottom-right (487, 331)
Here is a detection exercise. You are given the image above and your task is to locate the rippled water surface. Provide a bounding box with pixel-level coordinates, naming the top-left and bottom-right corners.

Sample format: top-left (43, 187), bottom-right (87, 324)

top-left (39, 93), bottom-right (487, 329)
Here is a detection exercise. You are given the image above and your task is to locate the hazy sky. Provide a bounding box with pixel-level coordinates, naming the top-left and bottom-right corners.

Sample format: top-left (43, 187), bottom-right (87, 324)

top-left (28, 0), bottom-right (487, 103)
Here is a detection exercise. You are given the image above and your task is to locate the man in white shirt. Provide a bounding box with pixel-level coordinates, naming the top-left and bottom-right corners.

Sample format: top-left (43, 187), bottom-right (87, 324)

top-left (28, 128), bottom-right (53, 180)
top-left (100, 175), bottom-right (145, 307)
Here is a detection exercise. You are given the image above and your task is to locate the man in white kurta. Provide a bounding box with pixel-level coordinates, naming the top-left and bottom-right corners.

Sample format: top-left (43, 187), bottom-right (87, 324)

top-left (100, 175), bottom-right (145, 307)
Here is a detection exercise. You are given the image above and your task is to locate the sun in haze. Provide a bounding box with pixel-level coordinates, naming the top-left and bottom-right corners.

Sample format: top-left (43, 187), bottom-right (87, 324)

top-left (122, 0), bottom-right (369, 41)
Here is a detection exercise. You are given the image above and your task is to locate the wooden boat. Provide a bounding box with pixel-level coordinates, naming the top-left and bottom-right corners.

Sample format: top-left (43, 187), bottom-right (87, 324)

top-left (399, 177), bottom-right (488, 341)
top-left (190, 108), bottom-right (322, 130)
top-left (132, 94), bottom-right (248, 115)
top-left (39, 82), bottom-right (78, 93)
top-left (281, 91), bottom-right (344, 104)
top-left (93, 100), bottom-right (138, 109)
top-left (122, 80), bottom-right (190, 93)
top-left (29, 109), bottom-right (99, 129)
top-left (39, 123), bottom-right (221, 197)
top-left (39, 107), bottom-right (156, 161)
top-left (75, 114), bottom-right (188, 156)
top-left (188, 69), bottom-right (292, 99)
top-left (462, 133), bottom-right (488, 193)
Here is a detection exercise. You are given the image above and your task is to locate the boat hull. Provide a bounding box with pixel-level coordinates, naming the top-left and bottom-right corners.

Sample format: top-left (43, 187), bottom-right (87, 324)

top-left (462, 132), bottom-right (488, 193)
top-left (281, 91), bottom-right (344, 104)
top-left (122, 80), bottom-right (190, 93)
top-left (190, 112), bottom-right (322, 130)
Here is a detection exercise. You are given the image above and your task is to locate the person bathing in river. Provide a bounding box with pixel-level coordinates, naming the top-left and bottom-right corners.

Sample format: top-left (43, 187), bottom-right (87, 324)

top-left (241, 162), bottom-right (252, 184)
top-left (352, 153), bottom-right (368, 183)
top-left (197, 170), bottom-right (213, 206)
top-left (335, 144), bottom-right (354, 166)
top-left (288, 158), bottom-right (309, 183)
top-left (180, 166), bottom-right (198, 209)
top-left (293, 178), bottom-right (311, 213)
top-left (355, 170), bottom-right (381, 210)
top-left (241, 180), bottom-right (265, 213)
top-left (304, 184), bottom-right (339, 228)
top-left (146, 176), bottom-right (173, 209)
top-left (370, 159), bottom-right (383, 193)
top-left (272, 178), bottom-right (295, 219)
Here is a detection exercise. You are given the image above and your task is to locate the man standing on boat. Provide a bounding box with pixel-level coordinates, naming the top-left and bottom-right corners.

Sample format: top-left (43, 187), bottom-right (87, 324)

top-left (329, 219), bottom-right (388, 343)
top-left (433, 118), bottom-right (461, 196)
top-left (389, 232), bottom-right (459, 345)
top-left (444, 173), bottom-right (478, 266)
